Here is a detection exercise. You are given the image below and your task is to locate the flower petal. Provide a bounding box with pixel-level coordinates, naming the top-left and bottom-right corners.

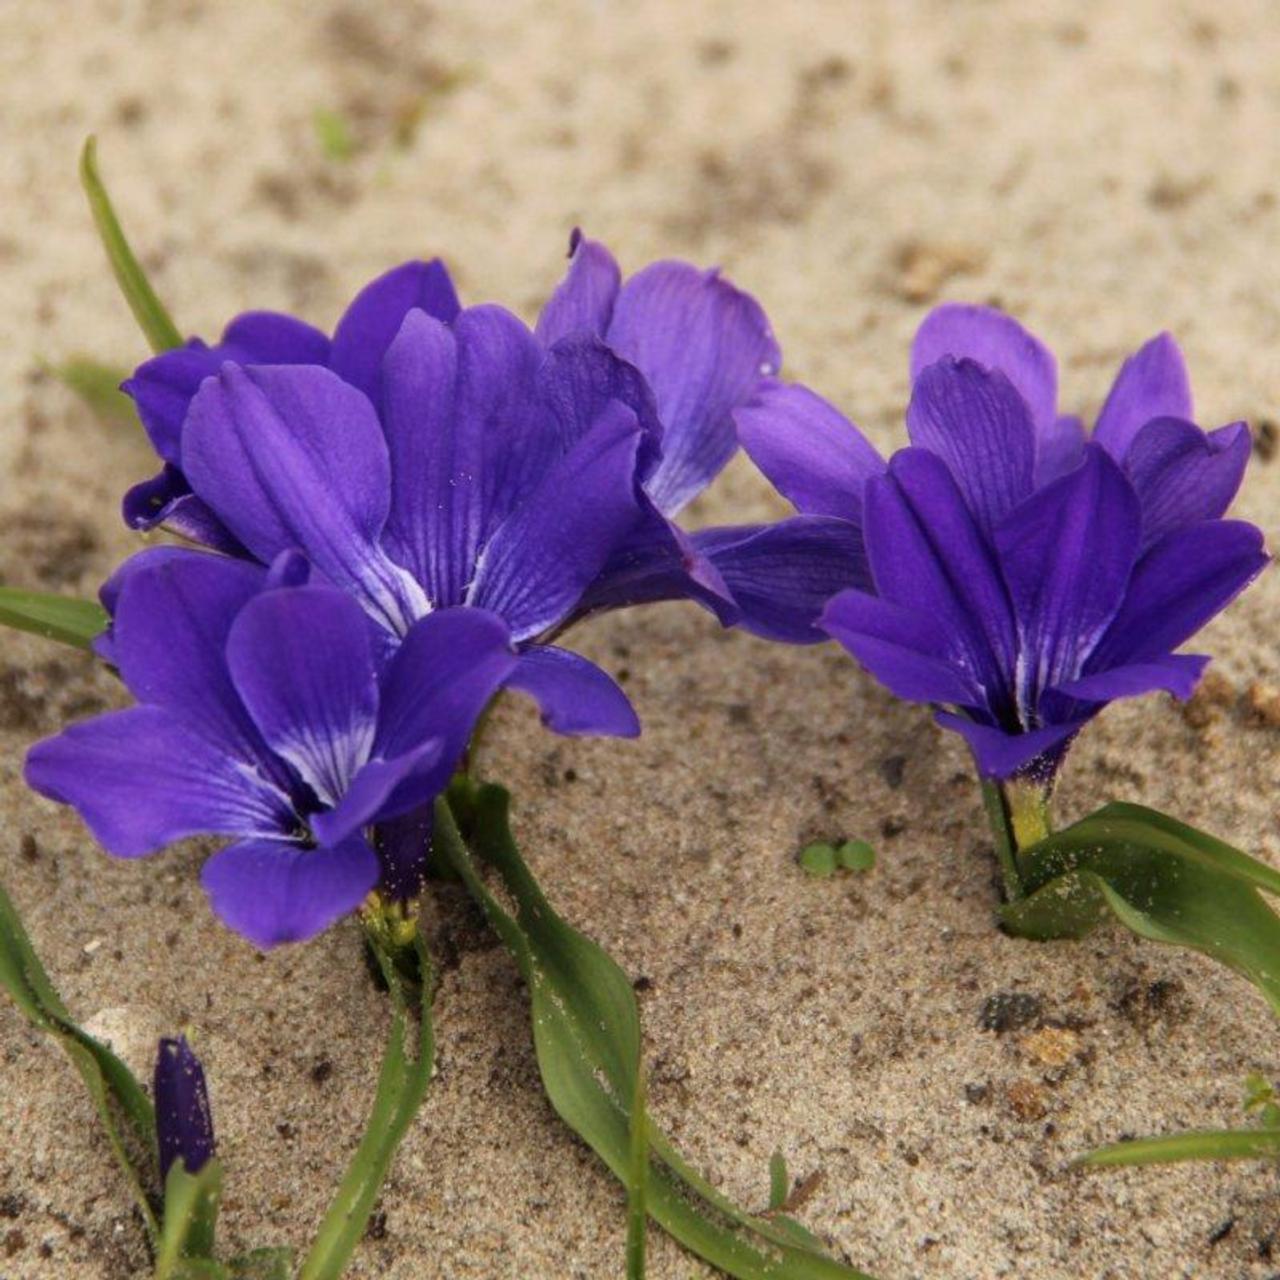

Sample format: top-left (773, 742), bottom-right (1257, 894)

top-left (1087, 520), bottom-right (1268, 668)
top-left (183, 363), bottom-right (425, 635)
top-left (226, 586), bottom-right (380, 807)
top-left (910, 303), bottom-right (1058, 437)
top-left (934, 712), bottom-right (1087, 780)
top-left (220, 312), bottom-right (331, 365)
top-left (373, 806), bottom-right (434, 902)
top-left (734, 381), bottom-right (885, 520)
top-left (200, 833), bottom-right (379, 948)
top-left (329, 259), bottom-right (462, 403)
top-left (506, 645), bottom-right (639, 737)
top-left (607, 262), bottom-right (779, 515)
top-left (112, 550), bottom-right (273, 765)
top-left (692, 516), bottom-right (871, 643)
top-left (995, 444), bottom-right (1141, 709)
top-left (123, 341), bottom-right (223, 464)
top-left (864, 448), bottom-right (1017, 712)
top-left (1123, 417), bottom-right (1251, 550)
top-left (1093, 332), bottom-right (1193, 460)
top-left (25, 707), bottom-right (292, 857)
top-left (468, 401), bottom-right (644, 640)
top-left (122, 466), bottom-right (246, 552)
top-left (534, 230), bottom-right (622, 346)
top-left (311, 739), bottom-right (445, 847)
top-left (1035, 415), bottom-right (1086, 487)
top-left (373, 606), bottom-right (517, 762)
top-left (821, 589), bottom-right (981, 705)
top-left (906, 357), bottom-right (1037, 535)
top-left (1054, 654), bottom-right (1208, 703)
top-left (574, 497), bottom-right (737, 624)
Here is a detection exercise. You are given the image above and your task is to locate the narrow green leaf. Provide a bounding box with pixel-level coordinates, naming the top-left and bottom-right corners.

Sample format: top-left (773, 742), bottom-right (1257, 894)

top-left (768, 1152), bottom-right (789, 1212)
top-left (0, 587), bottom-right (108, 651)
top-left (50, 357), bottom-right (138, 428)
top-left (1003, 803), bottom-right (1280, 1016)
top-left (296, 934), bottom-right (434, 1280)
top-left (80, 136), bottom-right (184, 354)
top-left (437, 783), bottom-right (876, 1280)
top-left (155, 1160), bottom-right (224, 1279)
top-left (172, 1262), bottom-right (231, 1280)
top-left (1078, 1127), bottom-right (1280, 1167)
top-left (626, 1067), bottom-right (649, 1280)
top-left (0, 878), bottom-right (158, 1240)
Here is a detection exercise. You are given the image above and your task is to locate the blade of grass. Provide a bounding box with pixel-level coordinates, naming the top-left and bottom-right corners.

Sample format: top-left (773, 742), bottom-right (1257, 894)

top-left (0, 587), bottom-right (109, 650)
top-left (626, 1066), bottom-right (649, 1280)
top-left (1078, 1128), bottom-right (1280, 1166)
top-left (80, 136), bottom-right (183, 354)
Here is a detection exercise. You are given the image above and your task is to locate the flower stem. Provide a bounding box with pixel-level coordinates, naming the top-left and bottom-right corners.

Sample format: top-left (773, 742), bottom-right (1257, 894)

top-left (296, 930), bottom-right (434, 1280)
top-left (980, 779), bottom-right (1024, 902)
top-left (980, 778), bottom-right (1054, 903)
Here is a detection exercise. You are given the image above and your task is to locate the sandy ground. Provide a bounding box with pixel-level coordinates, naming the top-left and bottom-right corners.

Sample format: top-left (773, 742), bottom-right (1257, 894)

top-left (1, 1), bottom-right (1279, 1277)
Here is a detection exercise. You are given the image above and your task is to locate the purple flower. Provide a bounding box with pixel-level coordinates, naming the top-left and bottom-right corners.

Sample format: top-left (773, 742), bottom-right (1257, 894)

top-left (25, 551), bottom-right (515, 945)
top-left (738, 304), bottom-right (1268, 780)
top-left (155, 1035), bottom-right (215, 1181)
top-left (125, 235), bottom-right (864, 650)
top-left (123, 260), bottom-right (461, 551)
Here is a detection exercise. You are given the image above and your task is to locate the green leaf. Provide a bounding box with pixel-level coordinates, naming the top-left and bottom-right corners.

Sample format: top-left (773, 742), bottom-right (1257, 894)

top-left (1244, 1072), bottom-right (1276, 1113)
top-left (626, 1066), bottom-right (649, 1280)
top-left (768, 1152), bottom-right (789, 1212)
top-left (1002, 802), bottom-right (1280, 1015)
top-left (50, 357), bottom-right (138, 428)
top-left (798, 843), bottom-right (838, 877)
top-left (0, 878), bottom-right (158, 1241)
top-left (1078, 1127), bottom-right (1280, 1167)
top-left (155, 1160), bottom-right (224, 1279)
top-left (296, 932), bottom-right (435, 1280)
top-left (436, 782), bottom-right (876, 1280)
top-left (836, 841), bottom-right (875, 873)
top-left (80, 136), bottom-right (184, 355)
top-left (0, 587), bottom-right (108, 650)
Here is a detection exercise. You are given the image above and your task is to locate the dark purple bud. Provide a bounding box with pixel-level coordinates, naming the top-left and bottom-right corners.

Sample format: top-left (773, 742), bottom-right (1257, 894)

top-left (154, 1035), bottom-right (215, 1181)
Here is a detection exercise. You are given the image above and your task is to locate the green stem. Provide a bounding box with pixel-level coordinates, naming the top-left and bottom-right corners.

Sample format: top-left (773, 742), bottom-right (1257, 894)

top-left (980, 779), bottom-right (1024, 903)
top-left (296, 932), bottom-right (435, 1280)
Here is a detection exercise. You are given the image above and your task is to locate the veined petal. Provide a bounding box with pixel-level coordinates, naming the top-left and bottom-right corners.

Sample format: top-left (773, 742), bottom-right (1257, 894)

top-left (227, 587), bottom-right (380, 808)
top-left (123, 467), bottom-right (246, 554)
top-left (1123, 417), bottom-right (1251, 550)
top-left (864, 448), bottom-right (1016, 712)
top-left (692, 516), bottom-right (870, 643)
top-left (1036, 415), bottom-right (1086, 487)
top-left (607, 261), bottom-right (780, 515)
top-left (734, 381), bottom-right (885, 520)
top-left (934, 712), bottom-right (1087, 780)
top-left (468, 401), bottom-right (644, 641)
top-left (373, 607), bottom-right (516, 763)
top-left (200, 833), bottom-right (379, 948)
top-left (574, 492), bottom-right (736, 624)
top-left (910, 303), bottom-right (1058, 437)
top-left (329, 259), bottom-right (461, 403)
top-left (113, 550), bottom-right (273, 767)
top-left (1087, 519), bottom-right (1268, 668)
top-left (123, 341), bottom-right (223, 464)
top-left (535, 229), bottom-right (622, 346)
top-left (1054, 654), bottom-right (1208, 703)
top-left (1093, 332), bottom-right (1193, 460)
top-left (994, 444), bottom-right (1141, 706)
top-left (906, 357), bottom-right (1037, 535)
top-left (25, 708), bottom-right (292, 857)
top-left (506, 646), bottom-right (639, 737)
top-left (183, 363), bottom-right (426, 635)
top-left (311, 738), bottom-right (445, 847)
top-left (821, 589), bottom-right (981, 705)
top-left (220, 311), bottom-right (331, 365)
